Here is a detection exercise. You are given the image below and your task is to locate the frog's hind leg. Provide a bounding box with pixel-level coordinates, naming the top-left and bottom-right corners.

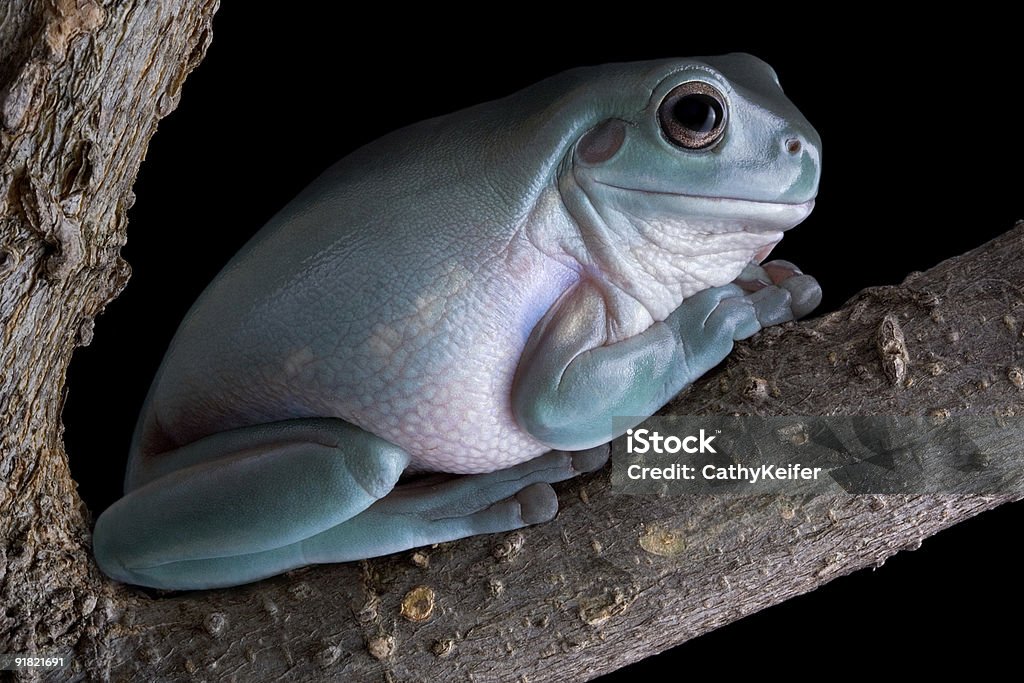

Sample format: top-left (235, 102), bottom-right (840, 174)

top-left (93, 418), bottom-right (411, 590)
top-left (93, 418), bottom-right (607, 590)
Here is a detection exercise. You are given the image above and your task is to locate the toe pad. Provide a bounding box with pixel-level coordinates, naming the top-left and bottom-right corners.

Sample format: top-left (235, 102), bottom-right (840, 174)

top-left (571, 444), bottom-right (611, 473)
top-left (516, 483), bottom-right (558, 524)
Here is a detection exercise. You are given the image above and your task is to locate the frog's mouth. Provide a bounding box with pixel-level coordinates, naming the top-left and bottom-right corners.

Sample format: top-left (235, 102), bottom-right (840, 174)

top-left (593, 180), bottom-right (816, 233)
top-left (595, 180), bottom-right (814, 204)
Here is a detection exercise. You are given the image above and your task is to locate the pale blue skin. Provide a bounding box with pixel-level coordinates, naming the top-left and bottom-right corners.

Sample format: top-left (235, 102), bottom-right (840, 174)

top-left (93, 54), bottom-right (822, 590)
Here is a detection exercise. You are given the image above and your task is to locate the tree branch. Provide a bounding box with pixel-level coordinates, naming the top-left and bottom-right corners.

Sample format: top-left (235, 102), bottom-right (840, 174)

top-left (1, 3), bottom-right (1021, 680)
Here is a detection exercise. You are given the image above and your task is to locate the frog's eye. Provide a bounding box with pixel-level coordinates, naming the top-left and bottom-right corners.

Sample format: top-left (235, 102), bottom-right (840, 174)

top-left (658, 82), bottom-right (728, 150)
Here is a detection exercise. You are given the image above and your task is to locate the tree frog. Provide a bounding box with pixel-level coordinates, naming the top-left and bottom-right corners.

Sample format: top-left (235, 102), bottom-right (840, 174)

top-left (93, 54), bottom-right (821, 589)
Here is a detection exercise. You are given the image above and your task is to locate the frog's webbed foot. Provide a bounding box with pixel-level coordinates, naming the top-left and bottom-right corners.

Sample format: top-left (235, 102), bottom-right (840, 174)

top-left (299, 445), bottom-right (609, 563)
top-left (661, 262), bottom-right (820, 385)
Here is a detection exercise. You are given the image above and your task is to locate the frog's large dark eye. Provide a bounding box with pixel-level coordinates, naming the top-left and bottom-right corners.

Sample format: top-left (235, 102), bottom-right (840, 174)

top-left (658, 81), bottom-right (728, 150)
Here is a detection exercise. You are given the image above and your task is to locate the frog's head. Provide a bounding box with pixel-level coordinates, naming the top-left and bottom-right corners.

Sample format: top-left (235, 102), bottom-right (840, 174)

top-left (572, 53), bottom-right (819, 206)
top-left (542, 54), bottom-right (821, 319)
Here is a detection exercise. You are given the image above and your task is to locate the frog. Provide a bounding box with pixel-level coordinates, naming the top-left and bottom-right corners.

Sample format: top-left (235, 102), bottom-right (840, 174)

top-left (93, 53), bottom-right (822, 590)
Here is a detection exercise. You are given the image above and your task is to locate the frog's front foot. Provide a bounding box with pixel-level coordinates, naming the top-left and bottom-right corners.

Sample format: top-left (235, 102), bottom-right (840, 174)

top-left (664, 262), bottom-right (820, 386)
top-left (732, 259), bottom-right (822, 321)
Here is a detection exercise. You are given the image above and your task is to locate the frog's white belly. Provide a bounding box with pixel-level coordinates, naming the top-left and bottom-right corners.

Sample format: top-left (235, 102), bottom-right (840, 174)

top-left (325, 251), bottom-right (581, 472)
top-left (332, 311), bottom-right (555, 474)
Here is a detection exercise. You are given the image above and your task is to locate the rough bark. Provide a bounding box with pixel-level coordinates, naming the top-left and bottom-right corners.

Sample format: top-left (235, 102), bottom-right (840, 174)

top-left (1, 4), bottom-right (1022, 682)
top-left (0, 0), bottom-right (218, 680)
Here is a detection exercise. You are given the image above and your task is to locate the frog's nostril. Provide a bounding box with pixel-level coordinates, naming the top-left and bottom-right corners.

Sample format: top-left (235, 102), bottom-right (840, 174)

top-left (785, 138), bottom-right (802, 155)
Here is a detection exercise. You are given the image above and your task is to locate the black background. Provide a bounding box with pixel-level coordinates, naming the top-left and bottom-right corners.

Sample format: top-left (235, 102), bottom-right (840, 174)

top-left (63, 8), bottom-right (1023, 679)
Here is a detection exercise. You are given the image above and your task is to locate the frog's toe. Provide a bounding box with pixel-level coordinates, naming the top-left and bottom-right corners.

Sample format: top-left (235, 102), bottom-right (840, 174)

top-left (568, 443), bottom-right (610, 473)
top-left (734, 263), bottom-right (772, 292)
top-left (515, 482), bottom-right (559, 524)
top-left (760, 259), bottom-right (804, 283)
top-left (781, 274), bottom-right (822, 319)
top-left (748, 285), bottom-right (794, 328)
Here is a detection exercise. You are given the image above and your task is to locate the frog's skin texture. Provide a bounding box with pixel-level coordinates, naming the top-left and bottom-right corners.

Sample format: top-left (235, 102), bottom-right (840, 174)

top-left (93, 54), bottom-right (822, 590)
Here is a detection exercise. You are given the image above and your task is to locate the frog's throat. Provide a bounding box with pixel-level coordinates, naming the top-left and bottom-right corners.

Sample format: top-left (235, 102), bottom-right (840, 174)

top-left (544, 170), bottom-right (813, 325)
